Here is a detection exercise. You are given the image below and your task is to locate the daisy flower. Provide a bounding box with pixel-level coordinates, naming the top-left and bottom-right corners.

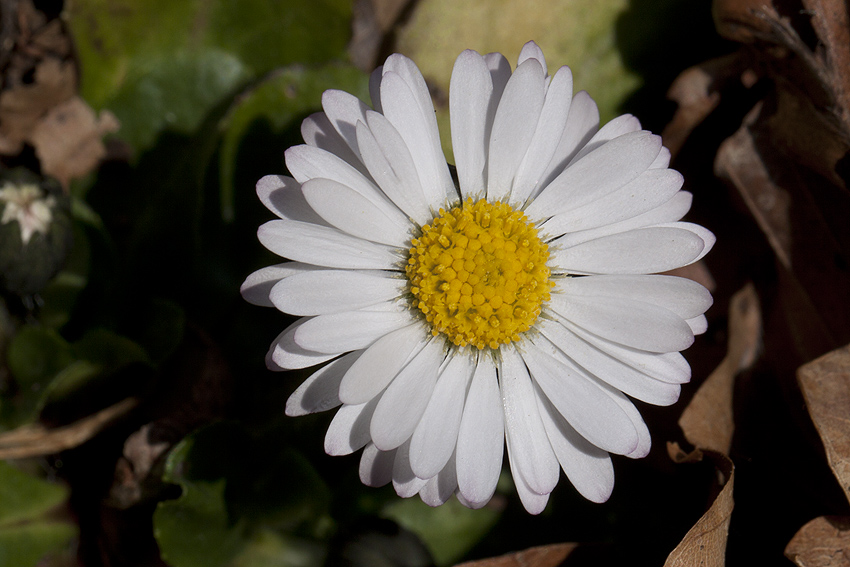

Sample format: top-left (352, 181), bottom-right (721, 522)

top-left (242, 41), bottom-right (714, 514)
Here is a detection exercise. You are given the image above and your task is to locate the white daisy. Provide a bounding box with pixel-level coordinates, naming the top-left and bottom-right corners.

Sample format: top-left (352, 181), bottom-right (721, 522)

top-left (242, 41), bottom-right (714, 514)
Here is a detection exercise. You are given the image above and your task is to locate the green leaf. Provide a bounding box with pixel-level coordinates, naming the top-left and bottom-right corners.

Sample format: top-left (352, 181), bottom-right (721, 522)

top-left (0, 461), bottom-right (76, 567)
top-left (68, 0), bottom-right (354, 154)
top-left (230, 530), bottom-right (326, 567)
top-left (218, 63), bottom-right (370, 221)
top-left (381, 497), bottom-right (501, 566)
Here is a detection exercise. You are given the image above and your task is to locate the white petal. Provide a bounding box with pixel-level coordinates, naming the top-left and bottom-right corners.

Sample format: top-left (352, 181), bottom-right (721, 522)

top-left (517, 41), bottom-right (547, 76)
top-left (486, 58), bottom-right (546, 202)
top-left (554, 274), bottom-right (713, 319)
top-left (419, 452), bottom-right (458, 507)
top-left (285, 352), bottom-right (359, 416)
top-left (547, 191), bottom-right (694, 250)
top-left (500, 345), bottom-right (560, 495)
top-left (360, 443), bottom-right (395, 487)
top-left (321, 89), bottom-right (370, 155)
top-left (257, 219), bottom-right (398, 269)
top-left (456, 355), bottom-right (504, 508)
top-left (568, 113), bottom-right (643, 164)
top-left (324, 397), bottom-right (379, 455)
top-left (539, 168), bottom-right (684, 237)
top-left (484, 52), bottom-right (511, 101)
top-left (538, 319), bottom-right (681, 406)
top-left (549, 226), bottom-right (706, 275)
top-left (536, 391), bottom-right (614, 503)
top-left (506, 435), bottom-right (550, 514)
top-left (651, 146), bottom-right (671, 169)
top-left (548, 293), bottom-right (694, 353)
top-left (241, 263), bottom-right (316, 308)
top-left (393, 440), bottom-right (429, 497)
top-left (520, 339), bottom-right (640, 455)
top-left (526, 130), bottom-right (662, 221)
top-left (339, 323), bottom-right (426, 405)
top-left (300, 112), bottom-right (369, 176)
top-left (511, 66), bottom-right (573, 206)
top-left (294, 308), bottom-right (413, 354)
top-left (605, 387), bottom-right (651, 458)
top-left (380, 70), bottom-right (455, 209)
top-left (256, 175), bottom-right (326, 225)
top-left (270, 269), bottom-right (405, 316)
top-left (409, 353), bottom-right (474, 479)
top-left (558, 319), bottom-right (692, 384)
top-left (370, 338), bottom-right (446, 451)
top-left (357, 113), bottom-right (432, 225)
top-left (450, 49), bottom-right (493, 200)
top-left (687, 314), bottom-right (708, 335)
top-left (301, 178), bottom-right (411, 246)
top-left (267, 318), bottom-right (341, 370)
top-left (536, 91), bottom-right (599, 193)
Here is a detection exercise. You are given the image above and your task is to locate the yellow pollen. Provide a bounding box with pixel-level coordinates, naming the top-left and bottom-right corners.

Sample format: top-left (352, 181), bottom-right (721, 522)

top-left (406, 198), bottom-right (553, 350)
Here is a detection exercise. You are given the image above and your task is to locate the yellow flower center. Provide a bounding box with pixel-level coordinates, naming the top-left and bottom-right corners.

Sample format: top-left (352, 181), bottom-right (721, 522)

top-left (406, 198), bottom-right (552, 350)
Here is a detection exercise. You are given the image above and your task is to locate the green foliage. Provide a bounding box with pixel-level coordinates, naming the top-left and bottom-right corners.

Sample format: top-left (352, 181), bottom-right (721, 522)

top-left (0, 461), bottom-right (76, 567)
top-left (154, 422), bottom-right (332, 567)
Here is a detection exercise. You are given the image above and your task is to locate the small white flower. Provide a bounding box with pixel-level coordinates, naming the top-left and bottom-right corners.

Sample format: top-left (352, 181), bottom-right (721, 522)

top-left (0, 182), bottom-right (55, 244)
top-left (242, 41), bottom-right (714, 514)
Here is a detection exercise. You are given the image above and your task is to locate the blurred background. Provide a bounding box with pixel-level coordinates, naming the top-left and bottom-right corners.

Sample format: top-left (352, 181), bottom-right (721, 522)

top-left (0, 0), bottom-right (848, 565)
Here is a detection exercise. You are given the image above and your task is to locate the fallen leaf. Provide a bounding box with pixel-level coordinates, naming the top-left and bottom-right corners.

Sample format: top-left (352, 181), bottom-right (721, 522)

top-left (678, 283), bottom-right (761, 455)
top-left (664, 451), bottom-right (734, 567)
top-left (454, 543), bottom-right (578, 567)
top-left (30, 96), bottom-right (120, 189)
top-left (785, 516), bottom-right (850, 567)
top-left (797, 343), bottom-right (850, 504)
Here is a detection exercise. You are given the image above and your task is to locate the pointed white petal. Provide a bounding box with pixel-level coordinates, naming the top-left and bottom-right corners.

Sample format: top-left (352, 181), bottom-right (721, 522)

top-left (517, 41), bottom-right (547, 76)
top-left (357, 113), bottom-right (432, 225)
top-left (321, 88), bottom-right (370, 155)
top-left (456, 355), bottom-right (504, 508)
top-left (370, 338), bottom-right (446, 451)
top-left (360, 443), bottom-right (395, 487)
top-left (340, 323), bottom-right (426, 404)
top-left (520, 339), bottom-right (640, 455)
top-left (409, 353), bottom-right (474, 479)
top-left (285, 351), bottom-right (359, 416)
top-left (241, 262), bottom-right (317, 307)
top-left (267, 318), bottom-right (341, 370)
top-left (294, 308), bottom-right (413, 354)
top-left (270, 269), bottom-right (405, 316)
top-left (301, 178), bottom-right (411, 246)
top-left (419, 452), bottom-right (458, 507)
top-left (450, 49), bottom-right (493, 200)
top-left (393, 440), bottom-right (429, 497)
top-left (486, 58), bottom-right (546, 202)
top-left (554, 274), bottom-right (713, 319)
top-left (500, 345), bottom-right (560, 495)
top-left (257, 219), bottom-right (399, 269)
top-left (506, 435), bottom-right (550, 514)
top-left (536, 91), bottom-right (600, 193)
top-left (324, 397), bottom-right (379, 455)
top-left (549, 226), bottom-right (706, 275)
top-left (256, 175), bottom-right (326, 225)
top-left (380, 70), bottom-right (454, 209)
top-left (536, 391), bottom-right (614, 503)
top-left (540, 168), bottom-right (684, 236)
top-left (511, 66), bottom-right (573, 206)
top-left (301, 112), bottom-right (369, 176)
top-left (538, 319), bottom-right (681, 406)
top-left (526, 131), bottom-right (662, 221)
top-left (548, 293), bottom-right (694, 353)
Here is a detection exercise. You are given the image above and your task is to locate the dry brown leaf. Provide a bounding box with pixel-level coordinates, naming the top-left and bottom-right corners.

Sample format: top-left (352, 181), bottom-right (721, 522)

top-left (678, 283), bottom-right (761, 455)
top-left (30, 96), bottom-right (120, 189)
top-left (664, 451), bottom-right (735, 567)
top-left (786, 516), bottom-right (850, 567)
top-left (454, 543), bottom-right (577, 567)
top-left (797, 344), bottom-right (850, 504)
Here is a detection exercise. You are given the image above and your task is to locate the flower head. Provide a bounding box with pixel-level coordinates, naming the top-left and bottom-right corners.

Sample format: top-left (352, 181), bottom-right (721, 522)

top-left (0, 182), bottom-right (55, 244)
top-left (242, 41), bottom-right (714, 514)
